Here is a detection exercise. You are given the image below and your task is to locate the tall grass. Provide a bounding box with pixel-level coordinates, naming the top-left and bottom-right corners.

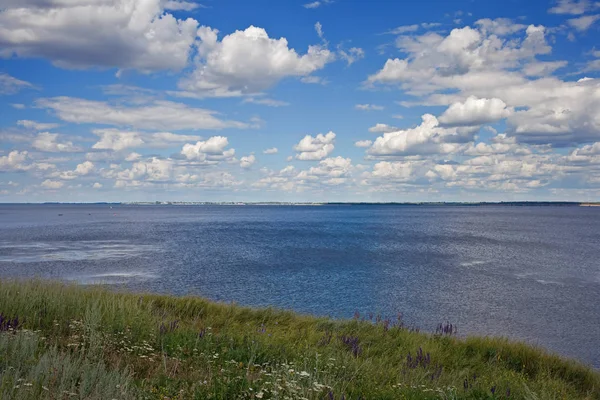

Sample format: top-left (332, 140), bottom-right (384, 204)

top-left (0, 279), bottom-right (597, 399)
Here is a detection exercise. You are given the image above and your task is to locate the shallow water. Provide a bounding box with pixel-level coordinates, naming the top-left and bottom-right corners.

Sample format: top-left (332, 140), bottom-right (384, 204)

top-left (1, 204), bottom-right (599, 367)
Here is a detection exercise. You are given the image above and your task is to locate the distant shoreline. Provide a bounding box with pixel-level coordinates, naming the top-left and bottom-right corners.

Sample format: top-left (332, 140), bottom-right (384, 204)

top-left (1, 201), bottom-right (599, 207)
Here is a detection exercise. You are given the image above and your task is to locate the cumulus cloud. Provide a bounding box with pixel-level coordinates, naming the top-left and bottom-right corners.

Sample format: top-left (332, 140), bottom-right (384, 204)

top-left (52, 161), bottom-right (95, 180)
top-left (297, 156), bottom-right (353, 185)
top-left (92, 129), bottom-right (144, 151)
top-left (107, 157), bottom-right (242, 188)
top-left (0, 151), bottom-right (30, 171)
top-left (240, 154), bottom-right (256, 168)
top-left (294, 131), bottom-right (336, 160)
top-left (0, 0), bottom-right (199, 71)
top-left (369, 161), bottom-right (422, 182)
top-left (438, 96), bottom-right (512, 127)
top-left (112, 157), bottom-right (175, 182)
top-left (366, 21), bottom-right (600, 145)
top-left (37, 97), bottom-right (248, 131)
top-left (368, 25), bottom-right (551, 93)
top-left (368, 114), bottom-right (471, 156)
top-left (41, 179), bottom-right (64, 189)
top-left (92, 182), bottom-right (103, 189)
top-left (178, 26), bottom-right (334, 97)
top-left (32, 132), bottom-right (82, 152)
top-left (0, 73), bottom-right (33, 94)
top-left (181, 136), bottom-right (235, 163)
top-left (263, 147), bottom-right (279, 154)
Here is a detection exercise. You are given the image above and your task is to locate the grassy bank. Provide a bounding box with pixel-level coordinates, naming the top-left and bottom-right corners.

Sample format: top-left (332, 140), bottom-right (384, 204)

top-left (0, 280), bottom-right (598, 399)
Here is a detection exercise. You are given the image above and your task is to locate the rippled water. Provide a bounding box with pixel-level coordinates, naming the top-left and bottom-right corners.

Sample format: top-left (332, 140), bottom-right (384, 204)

top-left (1, 204), bottom-right (599, 367)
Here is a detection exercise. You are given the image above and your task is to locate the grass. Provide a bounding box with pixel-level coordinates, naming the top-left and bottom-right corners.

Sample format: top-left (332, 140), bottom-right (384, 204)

top-left (0, 280), bottom-right (598, 399)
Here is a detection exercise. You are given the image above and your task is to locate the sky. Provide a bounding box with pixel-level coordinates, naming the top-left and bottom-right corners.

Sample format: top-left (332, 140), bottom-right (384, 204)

top-left (1, 0), bottom-right (600, 203)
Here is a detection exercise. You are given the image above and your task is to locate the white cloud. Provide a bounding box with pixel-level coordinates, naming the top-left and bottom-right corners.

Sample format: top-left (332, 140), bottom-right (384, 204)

top-left (300, 76), bottom-right (328, 85)
top-left (549, 0), bottom-right (600, 14)
top-left (304, 1), bottom-right (321, 8)
top-left (149, 132), bottom-right (202, 146)
top-left (366, 22), bottom-right (600, 145)
top-left (181, 136), bottom-right (235, 163)
top-left (92, 129), bottom-right (144, 151)
top-left (369, 123), bottom-right (399, 133)
top-left (92, 182), bottom-right (103, 189)
top-left (523, 61), bottom-right (568, 77)
top-left (368, 24), bottom-right (551, 93)
top-left (370, 161), bottom-right (422, 182)
top-left (107, 157), bottom-right (242, 188)
top-left (0, 0), bottom-right (199, 71)
top-left (41, 179), bottom-right (64, 190)
top-left (338, 47), bottom-right (364, 65)
top-left (37, 97), bottom-right (248, 131)
top-left (368, 114), bottom-right (470, 156)
top-left (294, 131), bottom-right (336, 160)
top-left (125, 152), bottom-right (142, 162)
top-left (567, 14), bottom-right (600, 31)
top-left (263, 147), bottom-right (278, 154)
top-left (0, 151), bottom-right (30, 171)
top-left (178, 26), bottom-right (334, 97)
top-left (386, 22), bottom-right (442, 35)
top-left (355, 140), bottom-right (373, 148)
top-left (243, 97), bottom-right (290, 107)
top-left (387, 25), bottom-right (420, 35)
top-left (303, 0), bottom-right (333, 9)
top-left (53, 161), bottom-right (95, 180)
top-left (438, 96), bottom-right (512, 126)
top-left (240, 154), bottom-right (256, 168)
top-left (17, 120), bottom-right (59, 130)
top-left (163, 1), bottom-right (203, 11)
top-left (0, 73), bottom-right (33, 94)
top-left (474, 18), bottom-right (526, 36)
top-left (11, 104), bottom-right (26, 109)
top-left (75, 161), bottom-right (94, 175)
top-left (355, 104), bottom-right (384, 111)
top-left (32, 132), bottom-right (82, 152)
top-left (299, 156), bottom-right (353, 183)
top-left (315, 22), bottom-right (325, 41)
top-left (113, 157), bottom-right (174, 182)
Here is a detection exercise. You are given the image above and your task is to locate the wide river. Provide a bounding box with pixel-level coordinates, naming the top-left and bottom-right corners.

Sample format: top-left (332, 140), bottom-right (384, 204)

top-left (1, 204), bottom-right (599, 367)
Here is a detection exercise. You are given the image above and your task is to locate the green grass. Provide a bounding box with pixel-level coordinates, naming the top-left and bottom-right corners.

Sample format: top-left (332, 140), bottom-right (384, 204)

top-left (0, 280), bottom-right (598, 399)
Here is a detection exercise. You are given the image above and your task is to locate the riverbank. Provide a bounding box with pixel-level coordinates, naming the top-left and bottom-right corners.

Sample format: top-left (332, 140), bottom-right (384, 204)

top-left (0, 280), bottom-right (598, 399)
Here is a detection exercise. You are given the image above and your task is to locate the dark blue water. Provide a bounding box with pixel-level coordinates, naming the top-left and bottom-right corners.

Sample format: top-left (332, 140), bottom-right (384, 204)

top-left (1, 204), bottom-right (599, 367)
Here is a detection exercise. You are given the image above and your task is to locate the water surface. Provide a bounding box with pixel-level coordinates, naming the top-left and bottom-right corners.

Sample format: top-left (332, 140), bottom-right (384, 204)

top-left (1, 204), bottom-right (599, 367)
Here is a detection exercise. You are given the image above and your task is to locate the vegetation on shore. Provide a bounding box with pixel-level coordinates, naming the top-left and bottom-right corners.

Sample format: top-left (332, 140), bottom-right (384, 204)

top-left (0, 280), bottom-right (598, 399)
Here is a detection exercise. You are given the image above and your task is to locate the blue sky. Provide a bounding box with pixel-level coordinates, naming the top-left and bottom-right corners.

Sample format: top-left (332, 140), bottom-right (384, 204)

top-left (1, 0), bottom-right (600, 202)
